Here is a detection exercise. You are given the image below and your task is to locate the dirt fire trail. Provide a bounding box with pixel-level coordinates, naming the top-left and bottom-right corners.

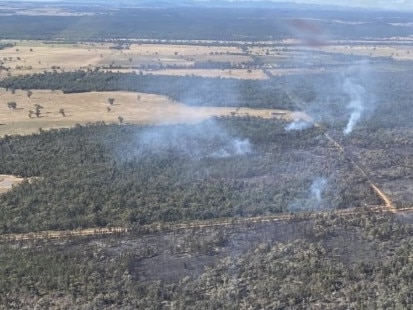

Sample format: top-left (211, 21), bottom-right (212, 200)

top-left (1, 204), bottom-right (409, 243)
top-left (324, 133), bottom-right (395, 211)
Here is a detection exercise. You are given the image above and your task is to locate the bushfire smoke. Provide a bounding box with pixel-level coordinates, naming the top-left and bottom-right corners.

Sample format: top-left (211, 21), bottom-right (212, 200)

top-left (343, 78), bottom-right (365, 135)
top-left (285, 120), bottom-right (314, 132)
top-left (289, 177), bottom-right (330, 212)
top-left (310, 177), bottom-right (327, 201)
top-left (122, 119), bottom-right (252, 160)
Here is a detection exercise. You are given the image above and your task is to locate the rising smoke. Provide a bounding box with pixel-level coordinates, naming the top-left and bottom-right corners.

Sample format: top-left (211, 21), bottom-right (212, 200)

top-left (342, 77), bottom-right (365, 135)
top-left (120, 119), bottom-right (252, 160)
top-left (289, 177), bottom-right (330, 212)
top-left (340, 60), bottom-right (376, 135)
top-left (310, 177), bottom-right (327, 201)
top-left (285, 120), bottom-right (314, 132)
top-left (287, 61), bottom-right (374, 136)
top-left (211, 138), bottom-right (252, 158)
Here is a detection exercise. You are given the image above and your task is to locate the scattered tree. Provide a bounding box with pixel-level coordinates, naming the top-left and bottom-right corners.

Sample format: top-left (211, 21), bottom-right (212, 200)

top-left (27, 90), bottom-right (33, 99)
top-left (108, 98), bottom-right (115, 105)
top-left (59, 108), bottom-right (65, 117)
top-left (34, 104), bottom-right (43, 118)
top-left (118, 116), bottom-right (124, 124)
top-left (7, 102), bottom-right (17, 109)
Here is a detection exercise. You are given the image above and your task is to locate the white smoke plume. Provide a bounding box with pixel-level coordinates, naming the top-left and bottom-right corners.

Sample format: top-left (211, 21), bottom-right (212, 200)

top-left (343, 78), bottom-right (365, 135)
top-left (210, 138), bottom-right (252, 158)
top-left (122, 119), bottom-right (252, 160)
top-left (310, 177), bottom-right (327, 201)
top-left (288, 177), bottom-right (329, 212)
top-left (285, 120), bottom-right (314, 132)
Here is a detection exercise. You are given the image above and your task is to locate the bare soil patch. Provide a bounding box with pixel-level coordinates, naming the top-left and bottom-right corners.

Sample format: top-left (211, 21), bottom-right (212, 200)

top-left (0, 175), bottom-right (25, 194)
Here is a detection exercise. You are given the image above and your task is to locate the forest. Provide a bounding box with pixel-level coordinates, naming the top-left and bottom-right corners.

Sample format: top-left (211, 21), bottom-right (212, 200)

top-left (1, 1), bottom-right (413, 308)
top-left (0, 117), bottom-right (382, 233)
top-left (1, 65), bottom-right (412, 232)
top-left (1, 210), bottom-right (412, 308)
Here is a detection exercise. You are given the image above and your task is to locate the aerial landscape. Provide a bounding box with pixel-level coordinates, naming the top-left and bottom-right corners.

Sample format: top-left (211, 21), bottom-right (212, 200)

top-left (0, 0), bottom-right (413, 308)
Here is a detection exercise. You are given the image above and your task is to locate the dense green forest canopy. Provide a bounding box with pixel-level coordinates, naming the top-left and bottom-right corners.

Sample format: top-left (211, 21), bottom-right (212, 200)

top-left (0, 117), bottom-right (382, 233)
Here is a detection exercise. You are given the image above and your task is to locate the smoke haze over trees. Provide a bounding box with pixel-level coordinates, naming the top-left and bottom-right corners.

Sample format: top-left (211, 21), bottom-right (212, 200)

top-left (1, 1), bottom-right (413, 308)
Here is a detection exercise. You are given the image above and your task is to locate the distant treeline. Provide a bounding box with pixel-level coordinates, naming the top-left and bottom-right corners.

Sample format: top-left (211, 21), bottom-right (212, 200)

top-left (0, 71), bottom-right (296, 110)
top-left (0, 8), bottom-right (412, 41)
top-left (0, 43), bottom-right (13, 50)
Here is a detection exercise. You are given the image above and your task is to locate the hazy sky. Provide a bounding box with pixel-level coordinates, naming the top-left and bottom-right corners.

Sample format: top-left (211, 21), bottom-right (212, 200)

top-left (9, 0), bottom-right (413, 11)
top-left (228, 0), bottom-right (413, 10)
top-left (286, 0), bottom-right (412, 10)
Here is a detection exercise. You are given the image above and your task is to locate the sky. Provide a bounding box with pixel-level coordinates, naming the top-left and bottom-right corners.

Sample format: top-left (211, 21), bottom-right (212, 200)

top-left (222, 0), bottom-right (413, 11)
top-left (8, 0), bottom-right (413, 11)
top-left (279, 0), bottom-right (413, 10)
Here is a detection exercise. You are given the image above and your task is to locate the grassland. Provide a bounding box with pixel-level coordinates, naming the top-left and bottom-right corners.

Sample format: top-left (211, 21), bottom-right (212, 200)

top-left (318, 43), bottom-right (413, 60)
top-left (0, 88), bottom-right (296, 137)
top-left (0, 41), bottom-right (254, 78)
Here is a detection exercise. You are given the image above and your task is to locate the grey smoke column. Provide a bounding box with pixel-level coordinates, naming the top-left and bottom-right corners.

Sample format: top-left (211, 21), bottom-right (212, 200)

top-left (310, 177), bottom-right (327, 201)
top-left (285, 120), bottom-right (314, 132)
top-left (130, 120), bottom-right (252, 160)
top-left (343, 63), bottom-right (372, 135)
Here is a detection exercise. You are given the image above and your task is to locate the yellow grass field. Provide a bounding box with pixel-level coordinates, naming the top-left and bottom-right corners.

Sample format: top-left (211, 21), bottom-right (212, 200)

top-left (318, 44), bottom-right (413, 60)
top-left (0, 41), bottom-right (253, 78)
top-left (0, 88), bottom-right (297, 137)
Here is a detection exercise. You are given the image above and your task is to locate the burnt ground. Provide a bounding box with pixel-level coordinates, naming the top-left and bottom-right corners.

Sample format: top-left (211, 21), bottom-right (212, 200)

top-left (340, 127), bottom-right (413, 209)
top-left (19, 211), bottom-right (409, 285)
